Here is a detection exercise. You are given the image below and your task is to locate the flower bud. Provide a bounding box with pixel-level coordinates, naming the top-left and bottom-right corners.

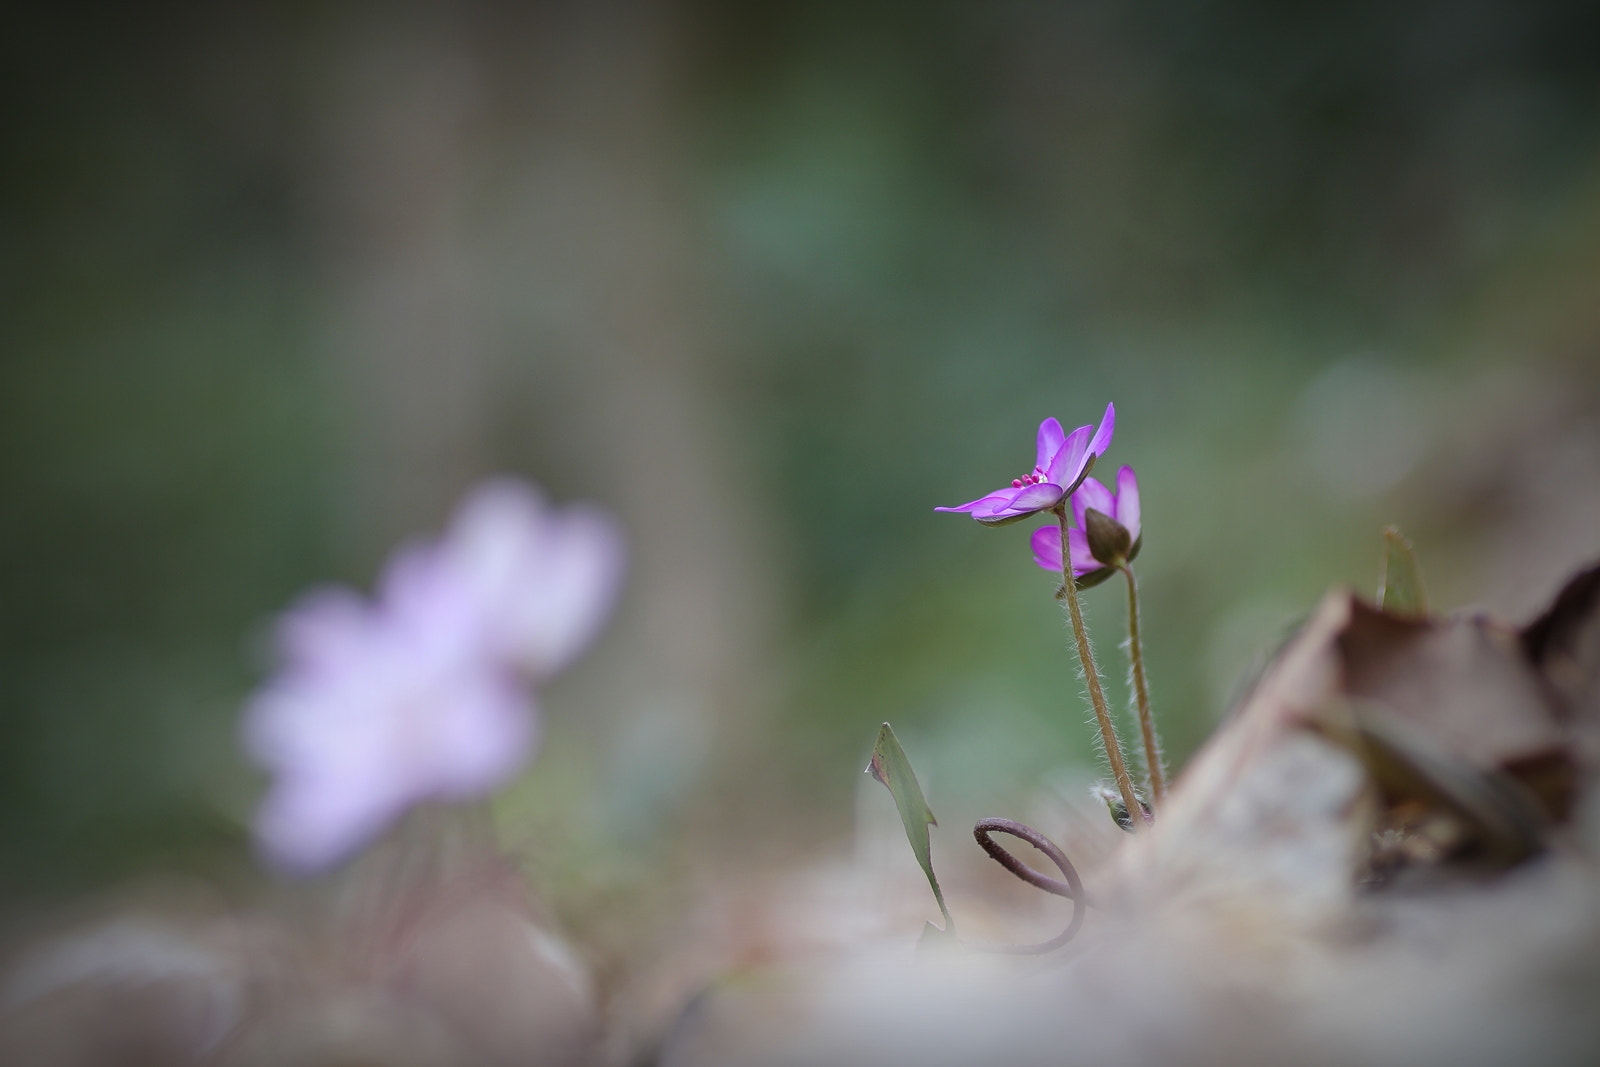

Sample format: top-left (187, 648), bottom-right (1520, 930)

top-left (1083, 507), bottom-right (1131, 567)
top-left (1094, 783), bottom-right (1150, 831)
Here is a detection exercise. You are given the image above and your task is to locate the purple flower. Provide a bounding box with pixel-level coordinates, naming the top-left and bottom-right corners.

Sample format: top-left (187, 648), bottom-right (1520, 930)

top-left (439, 479), bottom-right (626, 680)
top-left (1030, 465), bottom-right (1142, 582)
top-left (936, 403), bottom-right (1114, 526)
top-left (242, 480), bottom-right (624, 874)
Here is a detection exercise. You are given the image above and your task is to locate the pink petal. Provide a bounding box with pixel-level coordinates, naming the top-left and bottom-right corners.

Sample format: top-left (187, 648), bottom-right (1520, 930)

top-left (1005, 481), bottom-right (1066, 512)
top-left (1115, 465), bottom-right (1141, 542)
top-left (1045, 424), bottom-right (1092, 486)
top-left (1030, 525), bottom-right (1062, 571)
top-left (1086, 402), bottom-right (1115, 462)
top-left (1072, 476), bottom-right (1115, 529)
top-left (1031, 524), bottom-right (1098, 576)
top-left (935, 488), bottom-right (1017, 516)
top-left (1035, 418), bottom-right (1066, 472)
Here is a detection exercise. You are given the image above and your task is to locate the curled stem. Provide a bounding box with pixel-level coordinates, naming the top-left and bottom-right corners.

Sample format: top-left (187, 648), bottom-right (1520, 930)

top-left (1121, 564), bottom-right (1165, 805)
top-left (1055, 503), bottom-right (1144, 825)
top-left (972, 817), bottom-right (1085, 953)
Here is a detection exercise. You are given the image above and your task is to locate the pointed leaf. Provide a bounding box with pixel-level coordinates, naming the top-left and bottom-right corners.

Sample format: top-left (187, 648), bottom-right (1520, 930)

top-left (1379, 526), bottom-right (1427, 617)
top-left (867, 723), bottom-right (954, 934)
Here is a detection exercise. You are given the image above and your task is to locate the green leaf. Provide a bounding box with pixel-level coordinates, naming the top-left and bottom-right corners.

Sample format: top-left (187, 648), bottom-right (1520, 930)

top-left (867, 723), bottom-right (954, 934)
top-left (1379, 526), bottom-right (1428, 617)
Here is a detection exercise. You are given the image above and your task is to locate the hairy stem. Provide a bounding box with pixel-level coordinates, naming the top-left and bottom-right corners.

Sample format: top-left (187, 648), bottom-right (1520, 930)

top-left (1054, 503), bottom-right (1143, 825)
top-left (1122, 564), bottom-right (1165, 805)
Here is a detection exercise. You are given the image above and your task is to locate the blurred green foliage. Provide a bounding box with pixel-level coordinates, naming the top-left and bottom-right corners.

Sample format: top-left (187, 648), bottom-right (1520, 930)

top-left (4, 1), bottom-right (1600, 893)
top-left (701, 0), bottom-right (1600, 811)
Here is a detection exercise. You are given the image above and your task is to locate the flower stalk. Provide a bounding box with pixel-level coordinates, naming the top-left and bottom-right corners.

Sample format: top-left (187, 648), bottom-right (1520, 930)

top-left (1054, 502), bottom-right (1144, 826)
top-left (1121, 563), bottom-right (1165, 804)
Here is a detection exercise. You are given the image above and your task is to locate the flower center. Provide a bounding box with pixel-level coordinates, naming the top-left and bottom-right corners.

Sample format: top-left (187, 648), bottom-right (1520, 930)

top-left (1010, 467), bottom-right (1048, 489)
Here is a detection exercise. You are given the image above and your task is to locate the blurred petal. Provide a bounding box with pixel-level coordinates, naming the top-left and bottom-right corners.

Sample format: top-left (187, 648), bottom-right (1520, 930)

top-left (246, 654), bottom-right (538, 873)
top-left (381, 544), bottom-right (490, 660)
top-left (428, 673), bottom-right (538, 797)
top-left (503, 505), bottom-right (627, 678)
top-left (435, 480), bottom-right (626, 679)
top-left (240, 477), bottom-right (627, 875)
top-left (1116, 465), bottom-right (1141, 542)
top-left (1035, 418), bottom-right (1066, 471)
top-left (448, 478), bottom-right (550, 599)
top-left (275, 587), bottom-right (373, 674)
top-left (253, 760), bottom-right (405, 874)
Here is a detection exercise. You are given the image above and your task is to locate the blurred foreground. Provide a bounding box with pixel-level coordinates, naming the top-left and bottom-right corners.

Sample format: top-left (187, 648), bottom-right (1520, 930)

top-left (6, 562), bottom-right (1600, 1064)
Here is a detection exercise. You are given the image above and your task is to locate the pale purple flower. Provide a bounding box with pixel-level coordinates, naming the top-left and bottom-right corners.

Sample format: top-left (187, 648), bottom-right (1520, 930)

top-left (936, 403), bottom-right (1114, 526)
top-left (439, 479), bottom-right (627, 680)
top-left (1030, 465), bottom-right (1142, 578)
top-left (242, 479), bottom-right (624, 874)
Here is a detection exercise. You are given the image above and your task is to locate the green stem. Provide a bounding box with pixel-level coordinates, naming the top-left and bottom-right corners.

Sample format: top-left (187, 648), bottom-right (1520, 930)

top-left (1121, 564), bottom-right (1165, 805)
top-left (1054, 504), bottom-right (1143, 826)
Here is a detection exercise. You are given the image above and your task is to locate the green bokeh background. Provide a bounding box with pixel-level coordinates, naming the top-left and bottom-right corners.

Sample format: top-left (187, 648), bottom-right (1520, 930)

top-left (4, 1), bottom-right (1600, 900)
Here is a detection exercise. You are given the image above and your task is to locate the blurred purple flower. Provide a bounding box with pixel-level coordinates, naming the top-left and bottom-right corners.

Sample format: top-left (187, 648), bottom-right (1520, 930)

top-left (1030, 465), bottom-right (1141, 577)
top-left (936, 403), bottom-right (1114, 525)
top-left (243, 480), bottom-right (624, 874)
top-left (440, 479), bottom-right (626, 679)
